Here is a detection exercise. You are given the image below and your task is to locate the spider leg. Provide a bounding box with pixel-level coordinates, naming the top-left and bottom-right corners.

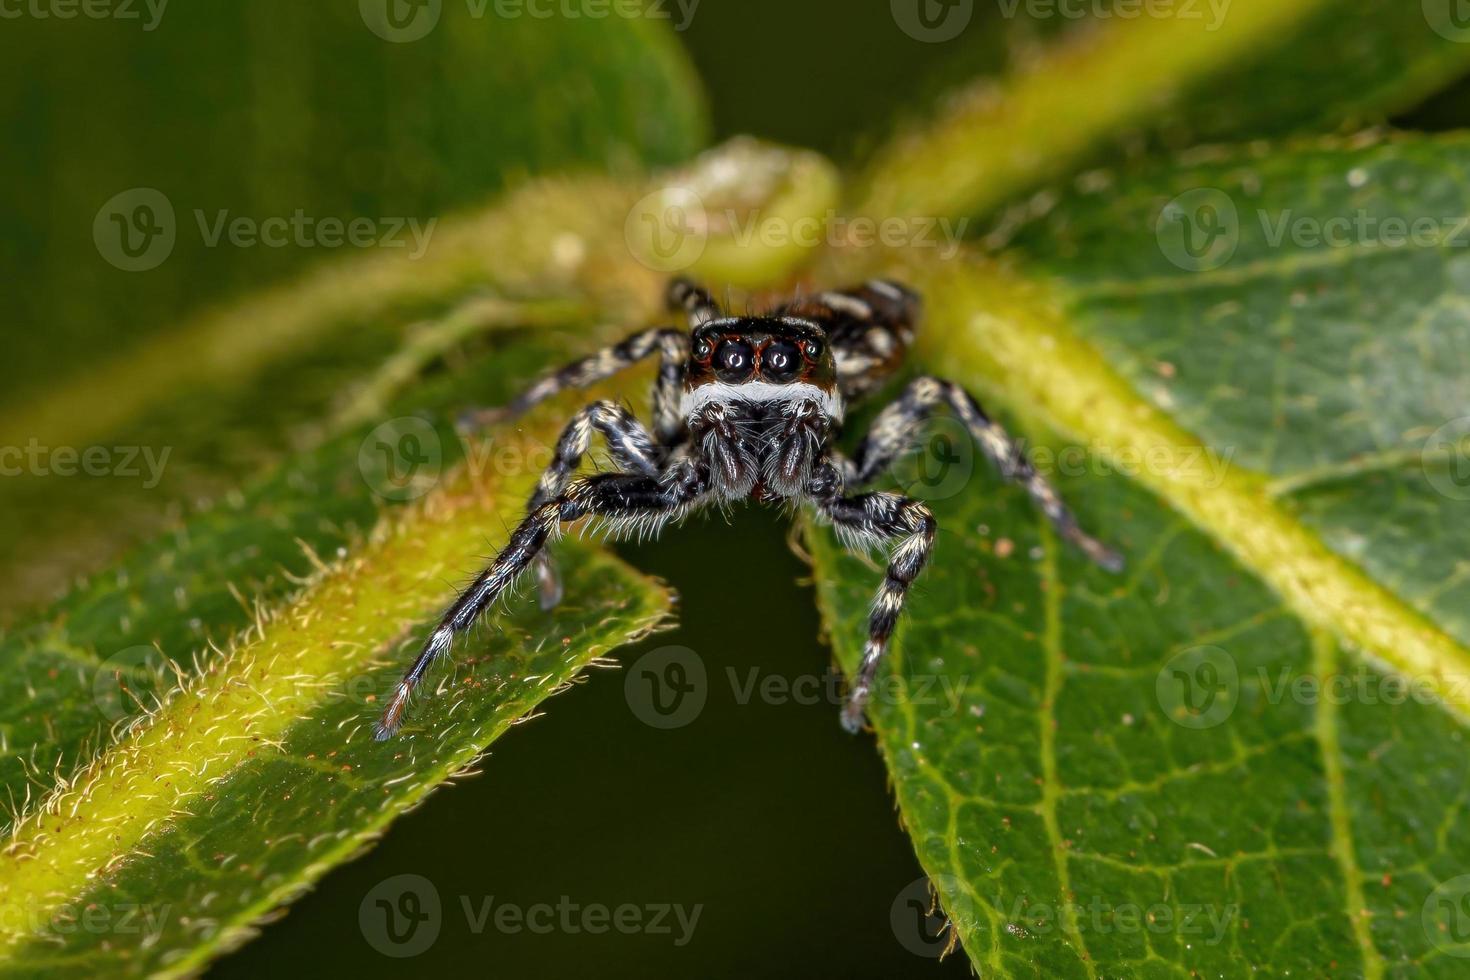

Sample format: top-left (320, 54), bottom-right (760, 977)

top-left (375, 465), bottom-right (708, 740)
top-left (854, 376), bottom-right (1122, 572)
top-left (524, 401), bottom-right (661, 609)
top-left (666, 276), bottom-right (723, 326)
top-left (458, 326), bottom-right (688, 443)
top-left (809, 489), bottom-right (937, 733)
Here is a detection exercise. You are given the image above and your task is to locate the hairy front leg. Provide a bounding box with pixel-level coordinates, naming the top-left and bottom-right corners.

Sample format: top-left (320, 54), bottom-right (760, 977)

top-left (458, 326), bottom-right (687, 440)
top-left (375, 467), bottom-right (707, 740)
top-left (523, 400), bottom-right (662, 609)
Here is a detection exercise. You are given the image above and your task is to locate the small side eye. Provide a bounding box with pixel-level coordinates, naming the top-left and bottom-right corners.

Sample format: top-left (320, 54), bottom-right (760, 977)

top-left (714, 340), bottom-right (755, 382)
top-left (693, 339), bottom-right (712, 360)
top-left (801, 339), bottom-right (823, 360)
top-left (760, 341), bottom-right (801, 382)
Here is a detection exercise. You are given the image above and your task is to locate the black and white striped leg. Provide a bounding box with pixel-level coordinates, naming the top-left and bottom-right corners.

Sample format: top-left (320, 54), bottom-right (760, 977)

top-left (375, 470), bottom-right (706, 740)
top-left (854, 376), bottom-right (1122, 572)
top-left (458, 326), bottom-right (688, 442)
top-left (525, 401), bottom-right (661, 609)
top-left (814, 491), bottom-right (937, 733)
top-left (667, 277), bottom-right (722, 327)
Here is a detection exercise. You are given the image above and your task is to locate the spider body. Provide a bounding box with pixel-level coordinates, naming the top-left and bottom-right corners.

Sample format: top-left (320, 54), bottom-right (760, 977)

top-left (374, 278), bottom-right (1120, 740)
top-left (683, 316), bottom-right (839, 502)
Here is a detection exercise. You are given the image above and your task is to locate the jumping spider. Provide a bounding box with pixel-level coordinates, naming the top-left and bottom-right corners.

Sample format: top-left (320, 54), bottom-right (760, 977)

top-left (375, 278), bottom-right (1121, 739)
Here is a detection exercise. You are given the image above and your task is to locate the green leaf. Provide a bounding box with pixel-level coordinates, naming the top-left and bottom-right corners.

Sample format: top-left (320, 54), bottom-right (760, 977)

top-left (0, 385), bottom-right (673, 977)
top-left (0, 136), bottom-right (841, 975)
top-left (815, 133), bottom-right (1470, 975)
top-left (0, 5), bottom-right (709, 611)
top-left (853, 0), bottom-right (1470, 223)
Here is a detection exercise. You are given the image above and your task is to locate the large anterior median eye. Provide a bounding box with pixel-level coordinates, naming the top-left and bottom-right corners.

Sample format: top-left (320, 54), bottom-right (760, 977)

top-left (760, 340), bottom-right (801, 383)
top-left (713, 339), bottom-right (755, 382)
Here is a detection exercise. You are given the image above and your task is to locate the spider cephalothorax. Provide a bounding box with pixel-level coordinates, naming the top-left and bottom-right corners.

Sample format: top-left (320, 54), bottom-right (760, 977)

top-left (374, 278), bottom-right (1121, 740)
top-left (683, 314), bottom-right (840, 501)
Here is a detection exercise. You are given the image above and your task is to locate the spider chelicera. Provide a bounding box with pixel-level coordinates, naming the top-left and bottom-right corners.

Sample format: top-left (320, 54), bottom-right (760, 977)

top-left (374, 278), bottom-right (1122, 739)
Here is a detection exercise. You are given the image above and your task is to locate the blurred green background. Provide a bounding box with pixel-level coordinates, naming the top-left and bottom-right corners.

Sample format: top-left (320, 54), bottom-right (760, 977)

top-left (6, 1), bottom-right (1470, 976)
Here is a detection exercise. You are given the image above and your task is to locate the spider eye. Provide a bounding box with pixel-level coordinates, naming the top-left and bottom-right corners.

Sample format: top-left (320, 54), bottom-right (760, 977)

top-left (713, 339), bottom-right (755, 382)
top-left (760, 340), bottom-right (801, 382)
top-left (801, 339), bottom-right (823, 360)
